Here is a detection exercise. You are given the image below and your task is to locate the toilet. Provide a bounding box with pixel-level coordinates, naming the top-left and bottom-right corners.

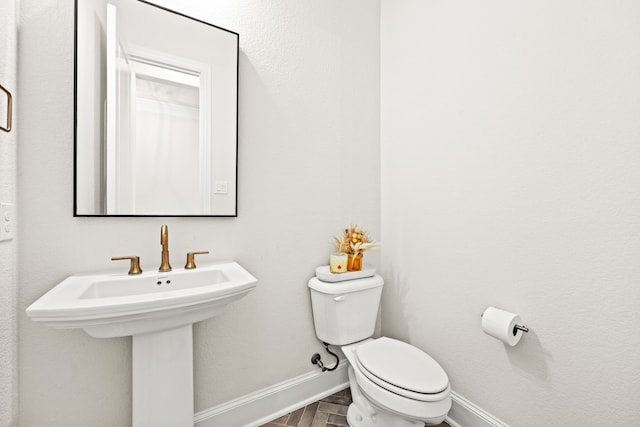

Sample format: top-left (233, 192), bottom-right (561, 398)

top-left (308, 273), bottom-right (451, 427)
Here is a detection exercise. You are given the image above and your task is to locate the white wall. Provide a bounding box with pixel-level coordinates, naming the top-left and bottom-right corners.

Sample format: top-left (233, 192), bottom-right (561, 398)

top-left (381, 1), bottom-right (640, 425)
top-left (0, 0), bottom-right (18, 425)
top-left (18, 0), bottom-right (379, 425)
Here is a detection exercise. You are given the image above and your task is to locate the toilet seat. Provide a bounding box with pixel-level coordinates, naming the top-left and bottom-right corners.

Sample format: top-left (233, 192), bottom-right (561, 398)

top-left (354, 337), bottom-right (449, 402)
top-left (344, 338), bottom-right (452, 422)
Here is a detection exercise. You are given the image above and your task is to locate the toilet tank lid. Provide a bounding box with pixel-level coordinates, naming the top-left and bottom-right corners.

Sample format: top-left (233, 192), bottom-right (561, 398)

top-left (308, 275), bottom-right (384, 294)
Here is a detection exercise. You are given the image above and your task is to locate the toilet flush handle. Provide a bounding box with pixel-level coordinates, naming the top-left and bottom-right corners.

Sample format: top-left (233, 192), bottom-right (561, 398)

top-left (334, 295), bottom-right (345, 302)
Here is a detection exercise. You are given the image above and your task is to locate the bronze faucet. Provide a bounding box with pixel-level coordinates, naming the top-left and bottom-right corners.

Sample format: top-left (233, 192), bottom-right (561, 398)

top-left (185, 251), bottom-right (209, 269)
top-left (159, 224), bottom-right (172, 272)
top-left (111, 256), bottom-right (143, 275)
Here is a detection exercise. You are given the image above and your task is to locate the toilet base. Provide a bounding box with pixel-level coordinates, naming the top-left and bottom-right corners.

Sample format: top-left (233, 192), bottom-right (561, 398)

top-left (347, 402), bottom-right (425, 427)
top-left (346, 366), bottom-right (445, 427)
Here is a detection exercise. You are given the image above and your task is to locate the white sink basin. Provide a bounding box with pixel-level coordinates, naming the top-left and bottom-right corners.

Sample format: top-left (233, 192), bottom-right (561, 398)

top-left (26, 261), bottom-right (257, 338)
top-left (27, 256), bottom-right (258, 427)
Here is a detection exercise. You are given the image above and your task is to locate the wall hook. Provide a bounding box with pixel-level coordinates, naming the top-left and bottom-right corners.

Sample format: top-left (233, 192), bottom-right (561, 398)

top-left (0, 83), bottom-right (12, 133)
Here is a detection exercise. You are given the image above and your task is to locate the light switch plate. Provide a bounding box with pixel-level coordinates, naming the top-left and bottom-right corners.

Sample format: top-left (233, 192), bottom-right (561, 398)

top-left (0, 203), bottom-right (15, 241)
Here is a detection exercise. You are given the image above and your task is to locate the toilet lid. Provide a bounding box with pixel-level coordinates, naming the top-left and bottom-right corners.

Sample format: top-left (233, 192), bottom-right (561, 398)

top-left (355, 337), bottom-right (449, 395)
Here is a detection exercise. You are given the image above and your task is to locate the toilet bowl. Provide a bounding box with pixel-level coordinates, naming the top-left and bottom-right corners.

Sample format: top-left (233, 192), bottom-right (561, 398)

top-left (308, 275), bottom-right (451, 426)
top-left (342, 338), bottom-right (451, 426)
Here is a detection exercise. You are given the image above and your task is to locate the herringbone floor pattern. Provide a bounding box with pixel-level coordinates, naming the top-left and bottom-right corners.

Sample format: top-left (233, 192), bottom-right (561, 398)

top-left (259, 387), bottom-right (449, 427)
top-left (259, 388), bottom-right (351, 427)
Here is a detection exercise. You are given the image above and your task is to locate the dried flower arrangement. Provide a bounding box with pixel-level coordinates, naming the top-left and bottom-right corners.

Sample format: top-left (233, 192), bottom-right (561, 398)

top-left (333, 225), bottom-right (378, 256)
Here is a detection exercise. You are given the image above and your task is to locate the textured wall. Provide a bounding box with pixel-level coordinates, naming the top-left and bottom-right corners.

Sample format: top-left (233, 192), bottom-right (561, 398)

top-left (0, 0), bottom-right (18, 425)
top-left (18, 0), bottom-right (380, 425)
top-left (380, 1), bottom-right (640, 425)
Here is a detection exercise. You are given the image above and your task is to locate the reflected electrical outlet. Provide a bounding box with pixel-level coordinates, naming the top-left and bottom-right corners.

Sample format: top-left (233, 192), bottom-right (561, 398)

top-left (214, 181), bottom-right (228, 195)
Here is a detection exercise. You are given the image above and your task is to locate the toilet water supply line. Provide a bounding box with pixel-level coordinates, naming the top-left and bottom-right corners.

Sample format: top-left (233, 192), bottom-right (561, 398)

top-left (311, 342), bottom-right (339, 372)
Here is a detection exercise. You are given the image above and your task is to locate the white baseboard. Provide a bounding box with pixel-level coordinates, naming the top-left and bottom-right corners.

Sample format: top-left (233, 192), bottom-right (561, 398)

top-left (195, 363), bottom-right (507, 427)
top-left (194, 360), bottom-right (349, 427)
top-left (446, 391), bottom-right (510, 427)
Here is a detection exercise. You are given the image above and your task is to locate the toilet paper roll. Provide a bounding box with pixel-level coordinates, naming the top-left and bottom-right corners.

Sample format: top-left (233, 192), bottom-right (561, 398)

top-left (481, 306), bottom-right (524, 346)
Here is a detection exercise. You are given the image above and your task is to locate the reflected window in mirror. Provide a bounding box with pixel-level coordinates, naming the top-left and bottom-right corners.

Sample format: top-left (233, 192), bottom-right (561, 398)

top-left (75, 0), bottom-right (238, 216)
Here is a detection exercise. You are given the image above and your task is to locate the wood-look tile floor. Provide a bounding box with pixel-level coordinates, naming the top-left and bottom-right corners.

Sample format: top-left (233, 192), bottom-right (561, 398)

top-left (259, 387), bottom-right (450, 427)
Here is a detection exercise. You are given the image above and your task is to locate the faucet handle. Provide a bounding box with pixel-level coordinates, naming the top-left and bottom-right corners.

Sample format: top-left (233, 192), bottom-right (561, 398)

top-left (111, 256), bottom-right (143, 275)
top-left (185, 251), bottom-right (209, 270)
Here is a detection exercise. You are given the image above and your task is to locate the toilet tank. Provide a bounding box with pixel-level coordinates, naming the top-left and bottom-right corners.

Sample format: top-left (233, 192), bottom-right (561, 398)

top-left (308, 275), bottom-right (384, 345)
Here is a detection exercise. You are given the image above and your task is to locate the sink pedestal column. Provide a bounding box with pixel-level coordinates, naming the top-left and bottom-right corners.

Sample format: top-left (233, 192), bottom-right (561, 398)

top-left (132, 325), bottom-right (194, 427)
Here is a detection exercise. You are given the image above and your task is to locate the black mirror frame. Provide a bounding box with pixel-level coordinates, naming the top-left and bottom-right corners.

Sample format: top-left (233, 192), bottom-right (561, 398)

top-left (73, 0), bottom-right (239, 217)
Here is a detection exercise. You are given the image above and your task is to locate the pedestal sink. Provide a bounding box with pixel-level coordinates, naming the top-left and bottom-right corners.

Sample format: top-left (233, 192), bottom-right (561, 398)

top-left (26, 261), bottom-right (257, 427)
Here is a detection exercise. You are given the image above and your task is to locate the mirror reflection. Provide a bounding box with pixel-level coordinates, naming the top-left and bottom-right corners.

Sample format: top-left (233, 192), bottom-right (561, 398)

top-left (75, 0), bottom-right (238, 216)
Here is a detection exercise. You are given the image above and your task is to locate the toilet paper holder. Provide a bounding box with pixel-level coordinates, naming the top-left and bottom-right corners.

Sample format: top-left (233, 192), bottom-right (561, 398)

top-left (513, 324), bottom-right (529, 334)
top-left (481, 312), bottom-right (529, 336)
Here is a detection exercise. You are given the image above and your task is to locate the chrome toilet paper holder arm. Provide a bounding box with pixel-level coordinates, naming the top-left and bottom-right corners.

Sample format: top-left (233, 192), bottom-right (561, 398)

top-left (513, 324), bottom-right (529, 334)
top-left (481, 312), bottom-right (529, 335)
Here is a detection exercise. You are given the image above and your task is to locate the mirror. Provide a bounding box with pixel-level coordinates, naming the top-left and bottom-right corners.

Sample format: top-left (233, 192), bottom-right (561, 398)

top-left (74, 0), bottom-right (238, 216)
